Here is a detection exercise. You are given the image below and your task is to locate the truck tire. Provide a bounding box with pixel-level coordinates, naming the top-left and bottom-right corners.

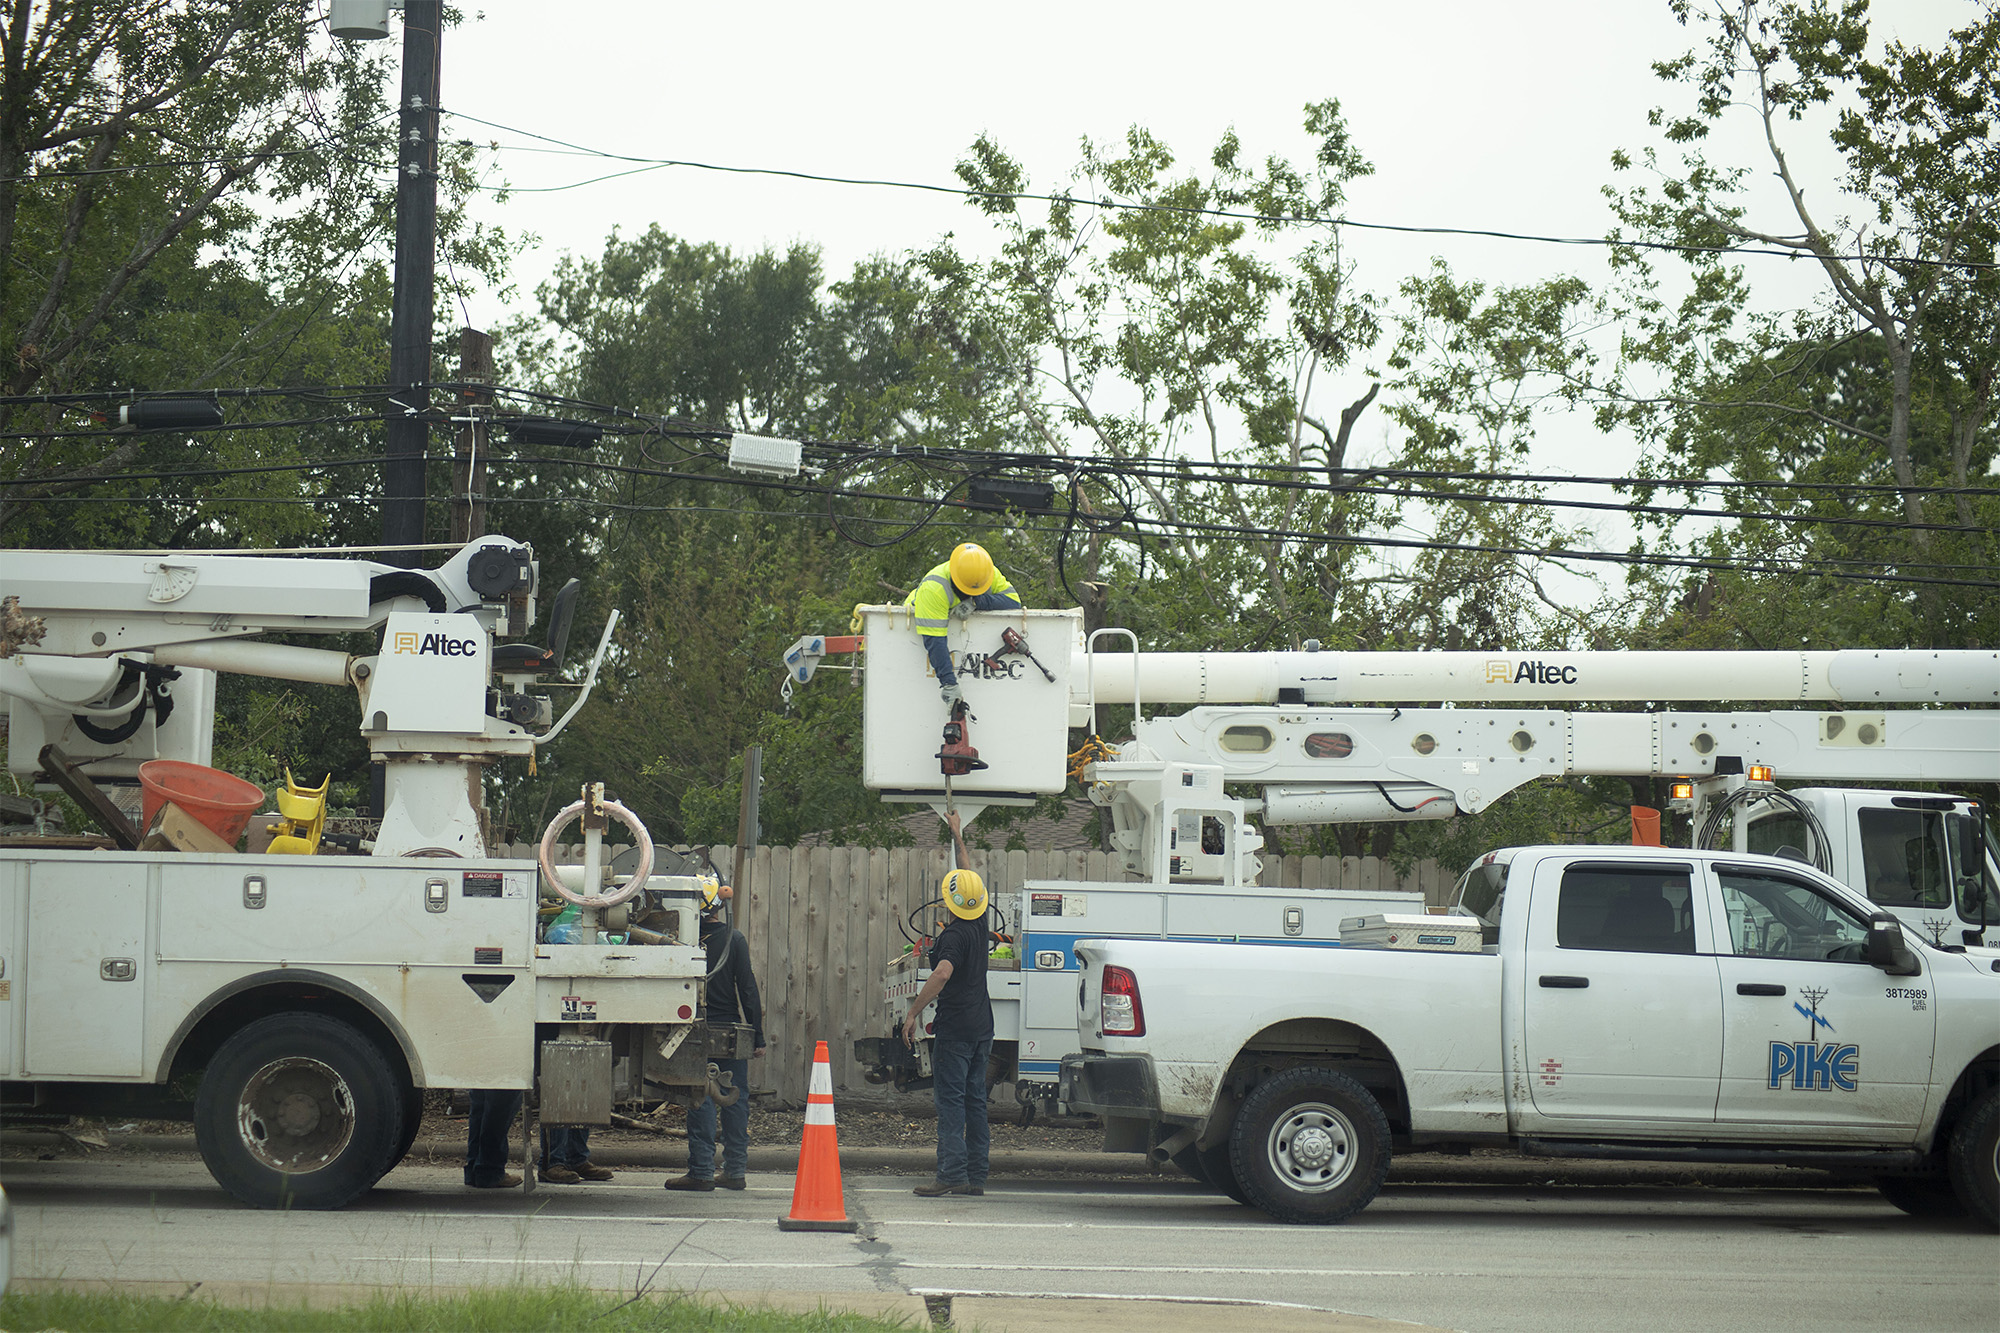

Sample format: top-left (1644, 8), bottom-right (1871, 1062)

top-left (1946, 1088), bottom-right (1999, 1229)
top-left (194, 1013), bottom-right (406, 1210)
top-left (1228, 1066), bottom-right (1390, 1225)
top-left (385, 1082), bottom-right (425, 1176)
top-left (1873, 1175), bottom-right (1966, 1218)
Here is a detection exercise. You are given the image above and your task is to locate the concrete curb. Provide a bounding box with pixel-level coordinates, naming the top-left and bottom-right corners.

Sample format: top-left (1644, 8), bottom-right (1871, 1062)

top-left (9, 1128), bottom-right (1867, 1192)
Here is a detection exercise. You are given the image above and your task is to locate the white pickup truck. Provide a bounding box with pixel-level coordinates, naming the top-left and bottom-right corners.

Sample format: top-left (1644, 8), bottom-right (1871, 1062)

top-left (1059, 844), bottom-right (2000, 1228)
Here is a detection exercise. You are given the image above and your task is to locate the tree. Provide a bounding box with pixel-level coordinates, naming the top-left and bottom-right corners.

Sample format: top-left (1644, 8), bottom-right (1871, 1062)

top-left (937, 103), bottom-right (1384, 650)
top-left (1604, 0), bottom-right (1999, 647)
top-left (0, 0), bottom-right (512, 549)
top-left (491, 227), bottom-right (1026, 845)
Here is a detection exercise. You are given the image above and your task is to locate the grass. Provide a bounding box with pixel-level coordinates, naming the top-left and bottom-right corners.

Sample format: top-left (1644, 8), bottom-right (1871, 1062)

top-left (0, 1285), bottom-right (922, 1332)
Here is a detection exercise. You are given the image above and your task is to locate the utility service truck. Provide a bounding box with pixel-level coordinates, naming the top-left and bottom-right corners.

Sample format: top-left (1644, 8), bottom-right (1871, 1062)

top-left (785, 607), bottom-right (1996, 1104)
top-left (0, 541), bottom-right (744, 1208)
top-left (1058, 843), bottom-right (1999, 1229)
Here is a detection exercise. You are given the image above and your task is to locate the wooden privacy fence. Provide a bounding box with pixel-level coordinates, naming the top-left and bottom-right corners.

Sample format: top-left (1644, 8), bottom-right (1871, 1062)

top-left (507, 842), bottom-right (1447, 1107)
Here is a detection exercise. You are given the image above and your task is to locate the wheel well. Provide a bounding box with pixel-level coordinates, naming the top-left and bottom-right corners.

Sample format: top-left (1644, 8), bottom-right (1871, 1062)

top-left (1936, 1047), bottom-right (2000, 1145)
top-left (165, 980), bottom-right (416, 1098)
top-left (1209, 1018), bottom-right (1409, 1143)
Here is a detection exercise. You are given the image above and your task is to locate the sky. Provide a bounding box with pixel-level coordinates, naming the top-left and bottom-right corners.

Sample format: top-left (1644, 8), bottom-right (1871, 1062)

top-left (412, 0), bottom-right (1975, 602)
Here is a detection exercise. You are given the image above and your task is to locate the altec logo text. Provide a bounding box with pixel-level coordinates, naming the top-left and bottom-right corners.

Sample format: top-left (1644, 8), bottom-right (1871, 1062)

top-left (1486, 660), bottom-right (1579, 685)
top-left (393, 632), bottom-right (480, 657)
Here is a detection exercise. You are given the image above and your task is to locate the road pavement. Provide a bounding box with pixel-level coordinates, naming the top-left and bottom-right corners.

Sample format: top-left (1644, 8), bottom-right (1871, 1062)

top-left (4, 1150), bottom-right (1990, 1332)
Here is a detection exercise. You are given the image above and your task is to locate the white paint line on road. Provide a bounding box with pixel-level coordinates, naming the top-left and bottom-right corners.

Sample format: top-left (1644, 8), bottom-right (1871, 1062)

top-left (360, 1256), bottom-right (1430, 1277)
top-left (418, 1210), bottom-right (1426, 1235)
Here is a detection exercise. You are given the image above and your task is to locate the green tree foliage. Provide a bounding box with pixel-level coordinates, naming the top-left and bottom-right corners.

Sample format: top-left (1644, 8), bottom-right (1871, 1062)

top-left (489, 227), bottom-right (1007, 846)
top-left (1604, 0), bottom-right (1999, 648)
top-left (0, 0), bottom-right (511, 551)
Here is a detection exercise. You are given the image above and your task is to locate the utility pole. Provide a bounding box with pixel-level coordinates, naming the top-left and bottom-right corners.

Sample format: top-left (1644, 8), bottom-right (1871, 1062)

top-left (382, 0), bottom-right (442, 566)
top-left (449, 327), bottom-right (493, 543)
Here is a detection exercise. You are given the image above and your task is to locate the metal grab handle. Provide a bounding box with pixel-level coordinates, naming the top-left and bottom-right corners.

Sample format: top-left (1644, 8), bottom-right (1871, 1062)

top-left (1736, 982), bottom-right (1787, 996)
top-left (1538, 975), bottom-right (1589, 988)
top-left (1085, 627), bottom-right (1141, 724)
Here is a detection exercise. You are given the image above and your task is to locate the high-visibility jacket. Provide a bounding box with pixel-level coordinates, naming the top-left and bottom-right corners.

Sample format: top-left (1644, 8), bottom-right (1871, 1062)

top-left (903, 560), bottom-right (1021, 687)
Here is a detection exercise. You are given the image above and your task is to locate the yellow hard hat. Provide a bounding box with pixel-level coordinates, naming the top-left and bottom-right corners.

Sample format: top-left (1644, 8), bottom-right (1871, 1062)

top-left (948, 542), bottom-right (996, 596)
top-left (698, 877), bottom-right (728, 911)
top-left (942, 867), bottom-right (988, 920)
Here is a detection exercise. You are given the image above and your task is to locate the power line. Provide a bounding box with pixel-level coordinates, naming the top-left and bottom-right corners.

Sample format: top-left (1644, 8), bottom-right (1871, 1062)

top-left (18, 452), bottom-right (1992, 590)
top-left (439, 110), bottom-right (2000, 274)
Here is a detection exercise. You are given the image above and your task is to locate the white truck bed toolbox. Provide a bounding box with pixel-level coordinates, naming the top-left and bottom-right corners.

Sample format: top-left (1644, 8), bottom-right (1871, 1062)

top-left (1338, 914), bottom-right (1483, 951)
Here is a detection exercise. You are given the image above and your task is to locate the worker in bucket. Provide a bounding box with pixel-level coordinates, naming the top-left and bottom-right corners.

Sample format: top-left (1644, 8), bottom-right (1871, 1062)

top-left (901, 810), bottom-right (993, 1197)
top-left (665, 878), bottom-right (765, 1192)
top-left (904, 542), bottom-right (1022, 706)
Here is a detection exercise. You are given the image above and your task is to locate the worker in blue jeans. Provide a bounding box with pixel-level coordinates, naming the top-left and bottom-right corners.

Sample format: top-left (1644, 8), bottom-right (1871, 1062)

top-left (665, 878), bottom-right (765, 1191)
top-left (540, 1125), bottom-right (612, 1184)
top-left (464, 1088), bottom-right (523, 1189)
top-left (901, 811), bottom-right (992, 1196)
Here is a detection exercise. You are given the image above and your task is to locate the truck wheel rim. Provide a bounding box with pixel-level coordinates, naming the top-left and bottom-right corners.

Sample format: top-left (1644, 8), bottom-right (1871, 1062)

top-left (1267, 1100), bottom-right (1355, 1193)
top-left (236, 1056), bottom-right (356, 1173)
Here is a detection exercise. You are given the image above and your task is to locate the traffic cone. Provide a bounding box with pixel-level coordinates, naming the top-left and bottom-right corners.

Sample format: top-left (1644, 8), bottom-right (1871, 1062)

top-left (778, 1040), bottom-right (859, 1232)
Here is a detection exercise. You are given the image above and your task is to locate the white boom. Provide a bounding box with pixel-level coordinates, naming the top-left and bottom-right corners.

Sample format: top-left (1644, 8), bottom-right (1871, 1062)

top-left (0, 539), bottom-right (601, 857)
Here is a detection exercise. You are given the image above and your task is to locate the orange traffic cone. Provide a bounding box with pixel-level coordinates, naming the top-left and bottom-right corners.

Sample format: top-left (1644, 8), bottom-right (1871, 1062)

top-left (778, 1040), bottom-right (859, 1232)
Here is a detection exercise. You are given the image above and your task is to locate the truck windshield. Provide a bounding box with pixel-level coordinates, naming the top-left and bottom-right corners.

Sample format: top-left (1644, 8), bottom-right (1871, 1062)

top-left (1857, 807), bottom-right (1952, 911)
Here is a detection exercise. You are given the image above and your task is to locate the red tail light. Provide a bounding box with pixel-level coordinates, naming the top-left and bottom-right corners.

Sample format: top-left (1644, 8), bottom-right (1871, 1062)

top-left (1100, 965), bottom-right (1145, 1036)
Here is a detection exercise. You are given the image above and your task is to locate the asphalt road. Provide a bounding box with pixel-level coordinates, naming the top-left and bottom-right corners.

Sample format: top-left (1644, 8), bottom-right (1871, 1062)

top-left (4, 1156), bottom-right (1991, 1333)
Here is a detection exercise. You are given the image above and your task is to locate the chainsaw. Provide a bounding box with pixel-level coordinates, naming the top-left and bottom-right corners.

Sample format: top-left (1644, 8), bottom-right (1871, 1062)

top-left (935, 698), bottom-right (989, 776)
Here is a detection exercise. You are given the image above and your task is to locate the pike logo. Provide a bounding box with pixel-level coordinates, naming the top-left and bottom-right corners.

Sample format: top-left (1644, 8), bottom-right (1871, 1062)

top-left (1768, 1041), bottom-right (1859, 1091)
top-left (1768, 989), bottom-right (1857, 1091)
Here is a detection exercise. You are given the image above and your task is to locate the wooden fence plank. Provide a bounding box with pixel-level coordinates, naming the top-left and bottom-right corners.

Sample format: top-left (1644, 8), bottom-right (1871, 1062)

top-left (825, 847), bottom-right (854, 1091)
top-left (773, 846), bottom-right (803, 1103)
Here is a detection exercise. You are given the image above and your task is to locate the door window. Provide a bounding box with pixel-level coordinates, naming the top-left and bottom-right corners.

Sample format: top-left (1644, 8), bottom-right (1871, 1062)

top-left (1857, 807), bottom-right (1950, 909)
top-left (1553, 864), bottom-right (1695, 954)
top-left (1716, 868), bottom-right (1870, 963)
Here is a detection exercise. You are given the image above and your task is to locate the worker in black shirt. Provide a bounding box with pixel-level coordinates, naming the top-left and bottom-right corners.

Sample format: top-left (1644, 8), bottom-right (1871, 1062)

top-left (901, 810), bottom-right (992, 1197)
top-left (665, 878), bottom-right (766, 1191)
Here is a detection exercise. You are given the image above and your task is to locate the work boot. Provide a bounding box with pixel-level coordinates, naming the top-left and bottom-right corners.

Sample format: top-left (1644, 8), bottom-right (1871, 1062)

top-left (574, 1163), bottom-right (614, 1182)
top-left (663, 1174), bottom-right (715, 1191)
top-left (717, 1175), bottom-right (746, 1191)
top-left (541, 1164), bottom-right (582, 1185)
top-left (466, 1173), bottom-right (523, 1190)
top-left (913, 1179), bottom-right (973, 1197)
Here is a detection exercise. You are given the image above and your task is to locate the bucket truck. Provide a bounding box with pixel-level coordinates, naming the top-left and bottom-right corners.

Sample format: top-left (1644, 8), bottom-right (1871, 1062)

top-left (784, 608), bottom-right (1997, 1102)
top-left (0, 541), bottom-right (743, 1209)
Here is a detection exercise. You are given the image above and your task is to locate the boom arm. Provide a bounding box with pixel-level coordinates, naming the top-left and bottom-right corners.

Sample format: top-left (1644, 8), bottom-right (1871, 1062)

top-left (1, 539), bottom-right (578, 857)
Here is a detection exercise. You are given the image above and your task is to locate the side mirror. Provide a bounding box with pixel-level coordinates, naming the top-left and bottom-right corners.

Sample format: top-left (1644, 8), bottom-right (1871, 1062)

top-left (1954, 812), bottom-right (1984, 877)
top-left (1863, 913), bottom-right (1920, 976)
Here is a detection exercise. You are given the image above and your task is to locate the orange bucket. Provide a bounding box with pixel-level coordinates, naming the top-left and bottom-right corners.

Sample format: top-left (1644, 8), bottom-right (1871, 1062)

top-left (138, 760), bottom-right (267, 844)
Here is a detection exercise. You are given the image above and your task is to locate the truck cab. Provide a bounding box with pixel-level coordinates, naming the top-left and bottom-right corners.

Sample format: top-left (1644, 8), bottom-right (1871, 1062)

top-left (1732, 788), bottom-right (1997, 950)
top-left (1061, 844), bottom-right (2000, 1228)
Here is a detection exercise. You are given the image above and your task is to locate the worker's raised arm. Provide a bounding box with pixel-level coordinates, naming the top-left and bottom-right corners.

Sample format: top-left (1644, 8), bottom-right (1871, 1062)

top-left (946, 809), bottom-right (970, 871)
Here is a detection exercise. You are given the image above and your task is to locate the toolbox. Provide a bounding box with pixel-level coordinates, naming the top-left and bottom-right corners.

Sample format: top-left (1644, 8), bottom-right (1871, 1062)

top-left (1338, 914), bottom-right (1484, 952)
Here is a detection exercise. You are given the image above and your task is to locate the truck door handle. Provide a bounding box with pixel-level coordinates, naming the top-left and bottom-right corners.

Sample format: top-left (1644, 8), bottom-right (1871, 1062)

top-left (1538, 975), bottom-right (1589, 988)
top-left (1736, 983), bottom-right (1786, 996)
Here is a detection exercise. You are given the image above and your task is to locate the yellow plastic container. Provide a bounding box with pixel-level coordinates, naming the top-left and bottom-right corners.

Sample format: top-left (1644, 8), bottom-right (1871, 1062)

top-left (265, 769), bottom-right (330, 854)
